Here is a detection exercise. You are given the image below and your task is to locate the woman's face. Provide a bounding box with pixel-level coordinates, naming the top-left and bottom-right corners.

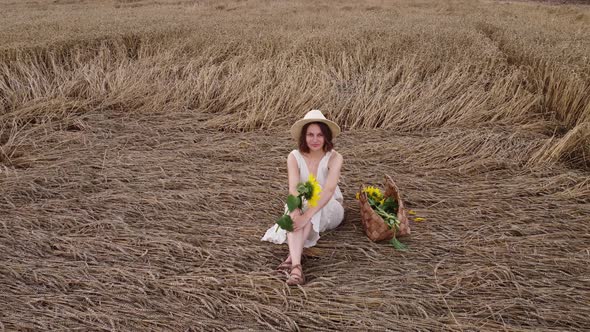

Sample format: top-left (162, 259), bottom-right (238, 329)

top-left (305, 123), bottom-right (325, 152)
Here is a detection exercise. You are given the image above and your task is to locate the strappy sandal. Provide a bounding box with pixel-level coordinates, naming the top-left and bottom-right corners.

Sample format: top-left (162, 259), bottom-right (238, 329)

top-left (276, 256), bottom-right (292, 273)
top-left (286, 264), bottom-right (306, 286)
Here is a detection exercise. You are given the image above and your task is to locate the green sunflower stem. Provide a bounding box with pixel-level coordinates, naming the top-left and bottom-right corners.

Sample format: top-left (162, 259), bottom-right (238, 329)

top-left (366, 194), bottom-right (407, 251)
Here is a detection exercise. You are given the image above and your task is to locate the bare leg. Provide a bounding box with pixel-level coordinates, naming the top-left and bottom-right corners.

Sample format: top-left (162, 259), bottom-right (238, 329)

top-left (277, 254), bottom-right (292, 271)
top-left (287, 222), bottom-right (313, 268)
top-left (280, 255), bottom-right (292, 265)
top-left (285, 222), bottom-right (312, 285)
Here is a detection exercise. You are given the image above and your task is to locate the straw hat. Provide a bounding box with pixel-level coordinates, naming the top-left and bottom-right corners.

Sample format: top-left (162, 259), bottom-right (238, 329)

top-left (290, 109), bottom-right (341, 141)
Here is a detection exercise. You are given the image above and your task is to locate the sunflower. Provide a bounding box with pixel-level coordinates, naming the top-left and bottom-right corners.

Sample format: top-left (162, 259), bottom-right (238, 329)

top-left (364, 186), bottom-right (383, 202)
top-left (306, 174), bottom-right (322, 207)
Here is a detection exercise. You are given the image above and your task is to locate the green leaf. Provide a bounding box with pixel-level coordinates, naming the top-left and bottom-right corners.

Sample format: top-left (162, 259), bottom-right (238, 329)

top-left (286, 195), bottom-right (301, 212)
top-left (304, 182), bottom-right (314, 199)
top-left (296, 183), bottom-right (309, 197)
top-left (277, 215), bottom-right (294, 232)
top-left (389, 237), bottom-right (408, 251)
top-left (382, 197), bottom-right (398, 214)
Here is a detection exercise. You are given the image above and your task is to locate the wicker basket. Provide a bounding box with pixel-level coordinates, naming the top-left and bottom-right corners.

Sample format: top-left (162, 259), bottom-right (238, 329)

top-left (359, 175), bottom-right (411, 242)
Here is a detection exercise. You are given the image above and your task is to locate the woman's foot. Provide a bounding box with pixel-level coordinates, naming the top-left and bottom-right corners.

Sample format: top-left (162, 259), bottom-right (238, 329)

top-left (276, 255), bottom-right (292, 272)
top-left (286, 264), bottom-right (306, 286)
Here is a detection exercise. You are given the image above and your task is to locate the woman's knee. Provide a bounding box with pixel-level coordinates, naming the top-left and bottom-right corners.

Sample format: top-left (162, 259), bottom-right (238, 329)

top-left (287, 227), bottom-right (304, 238)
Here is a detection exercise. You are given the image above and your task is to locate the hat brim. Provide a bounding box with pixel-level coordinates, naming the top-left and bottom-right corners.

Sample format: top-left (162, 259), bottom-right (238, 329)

top-left (290, 118), bottom-right (341, 141)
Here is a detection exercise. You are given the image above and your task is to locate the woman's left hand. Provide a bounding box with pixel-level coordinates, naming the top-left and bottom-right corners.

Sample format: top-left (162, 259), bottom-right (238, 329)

top-left (291, 213), bottom-right (310, 231)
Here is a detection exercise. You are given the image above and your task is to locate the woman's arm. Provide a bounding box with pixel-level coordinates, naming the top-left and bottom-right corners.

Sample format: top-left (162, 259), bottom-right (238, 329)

top-left (287, 152), bottom-right (300, 197)
top-left (287, 152), bottom-right (302, 217)
top-left (293, 151), bottom-right (343, 230)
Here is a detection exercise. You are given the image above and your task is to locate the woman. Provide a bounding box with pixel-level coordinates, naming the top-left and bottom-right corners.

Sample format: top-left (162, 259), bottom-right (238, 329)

top-left (261, 109), bottom-right (344, 286)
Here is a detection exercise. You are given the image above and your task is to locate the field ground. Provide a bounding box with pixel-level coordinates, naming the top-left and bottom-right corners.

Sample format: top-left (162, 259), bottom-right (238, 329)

top-left (1, 0), bottom-right (589, 330)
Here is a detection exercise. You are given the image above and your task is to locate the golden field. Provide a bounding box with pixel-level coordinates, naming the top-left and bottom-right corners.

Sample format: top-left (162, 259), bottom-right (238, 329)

top-left (1, 0), bottom-right (589, 330)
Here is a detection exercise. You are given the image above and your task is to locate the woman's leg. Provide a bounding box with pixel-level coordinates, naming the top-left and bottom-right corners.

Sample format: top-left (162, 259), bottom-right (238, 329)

top-left (320, 199), bottom-right (345, 232)
top-left (285, 222), bottom-right (312, 285)
top-left (286, 221), bottom-right (313, 267)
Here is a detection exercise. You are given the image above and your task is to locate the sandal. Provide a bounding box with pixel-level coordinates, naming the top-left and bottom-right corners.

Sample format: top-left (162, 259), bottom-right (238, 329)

top-left (276, 256), bottom-right (292, 273)
top-left (286, 264), bottom-right (306, 286)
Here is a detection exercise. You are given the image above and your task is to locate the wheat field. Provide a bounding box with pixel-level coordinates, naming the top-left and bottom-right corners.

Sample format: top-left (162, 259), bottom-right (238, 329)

top-left (1, 0), bottom-right (589, 330)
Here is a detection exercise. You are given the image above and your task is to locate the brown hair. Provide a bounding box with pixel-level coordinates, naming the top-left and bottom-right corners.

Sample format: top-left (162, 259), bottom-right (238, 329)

top-left (298, 122), bottom-right (334, 153)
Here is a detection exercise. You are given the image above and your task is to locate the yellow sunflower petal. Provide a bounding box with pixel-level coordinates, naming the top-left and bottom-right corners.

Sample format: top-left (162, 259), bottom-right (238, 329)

top-left (308, 195), bottom-right (319, 207)
top-left (414, 217), bottom-right (425, 222)
top-left (365, 186), bottom-right (383, 201)
top-left (408, 210), bottom-right (416, 215)
top-left (307, 174), bottom-right (322, 207)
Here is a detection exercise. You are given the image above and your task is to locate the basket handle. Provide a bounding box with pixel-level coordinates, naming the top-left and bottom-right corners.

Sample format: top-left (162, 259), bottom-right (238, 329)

top-left (358, 184), bottom-right (367, 203)
top-left (384, 174), bottom-right (405, 210)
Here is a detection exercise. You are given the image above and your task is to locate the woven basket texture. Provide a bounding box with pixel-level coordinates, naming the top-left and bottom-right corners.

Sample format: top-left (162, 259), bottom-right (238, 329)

top-left (359, 175), bottom-right (411, 242)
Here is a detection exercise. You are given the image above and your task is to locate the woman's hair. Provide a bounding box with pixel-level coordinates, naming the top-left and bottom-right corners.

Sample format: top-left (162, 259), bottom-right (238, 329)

top-left (298, 122), bottom-right (334, 153)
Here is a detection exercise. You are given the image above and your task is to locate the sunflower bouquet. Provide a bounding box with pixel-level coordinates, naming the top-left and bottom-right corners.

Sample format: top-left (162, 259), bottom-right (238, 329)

top-left (276, 174), bottom-right (321, 232)
top-left (357, 185), bottom-right (408, 250)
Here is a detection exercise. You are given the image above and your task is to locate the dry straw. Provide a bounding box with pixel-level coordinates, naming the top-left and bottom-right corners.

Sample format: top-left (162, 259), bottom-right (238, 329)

top-left (1, 0), bottom-right (589, 330)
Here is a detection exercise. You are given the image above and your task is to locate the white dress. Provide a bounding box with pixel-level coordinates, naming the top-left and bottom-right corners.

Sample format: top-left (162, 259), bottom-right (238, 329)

top-left (261, 149), bottom-right (344, 248)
